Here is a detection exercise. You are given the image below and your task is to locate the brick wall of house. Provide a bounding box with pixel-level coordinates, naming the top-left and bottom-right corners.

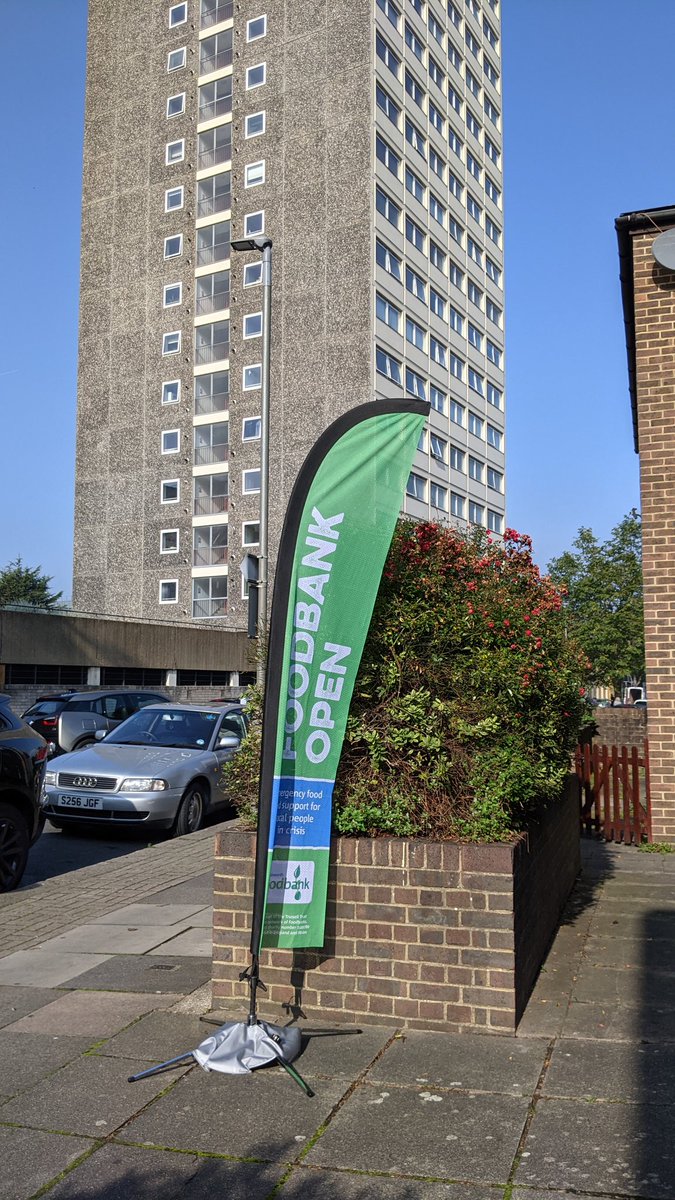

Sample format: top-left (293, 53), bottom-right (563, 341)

top-left (212, 777), bottom-right (579, 1034)
top-left (633, 231), bottom-right (675, 842)
top-left (592, 708), bottom-right (647, 751)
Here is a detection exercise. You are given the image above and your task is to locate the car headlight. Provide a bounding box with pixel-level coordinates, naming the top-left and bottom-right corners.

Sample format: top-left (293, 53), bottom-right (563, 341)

top-left (119, 778), bottom-right (169, 792)
top-left (44, 772), bottom-right (57, 786)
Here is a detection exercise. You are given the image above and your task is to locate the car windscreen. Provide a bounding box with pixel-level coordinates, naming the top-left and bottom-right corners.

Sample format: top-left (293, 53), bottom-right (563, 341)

top-left (105, 707), bottom-right (220, 749)
top-left (23, 700), bottom-right (66, 716)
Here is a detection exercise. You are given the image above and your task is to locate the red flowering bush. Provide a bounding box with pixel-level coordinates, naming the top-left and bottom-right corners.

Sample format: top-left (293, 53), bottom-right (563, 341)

top-left (333, 520), bottom-right (590, 841)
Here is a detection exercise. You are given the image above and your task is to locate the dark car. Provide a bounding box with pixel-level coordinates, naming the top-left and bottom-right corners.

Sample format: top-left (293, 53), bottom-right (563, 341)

top-left (22, 690), bottom-right (169, 756)
top-left (0, 695), bottom-right (49, 889)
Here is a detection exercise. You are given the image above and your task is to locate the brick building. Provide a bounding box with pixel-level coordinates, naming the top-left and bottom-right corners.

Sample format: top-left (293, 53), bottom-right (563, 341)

top-left (616, 205), bottom-right (675, 842)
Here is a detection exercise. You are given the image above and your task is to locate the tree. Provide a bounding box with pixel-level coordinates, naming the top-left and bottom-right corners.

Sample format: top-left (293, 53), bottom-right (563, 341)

top-left (0, 557), bottom-right (63, 610)
top-left (547, 509), bottom-right (644, 694)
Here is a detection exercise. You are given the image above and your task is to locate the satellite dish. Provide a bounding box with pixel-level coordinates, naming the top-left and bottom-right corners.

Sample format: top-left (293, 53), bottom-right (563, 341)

top-left (652, 229), bottom-right (675, 270)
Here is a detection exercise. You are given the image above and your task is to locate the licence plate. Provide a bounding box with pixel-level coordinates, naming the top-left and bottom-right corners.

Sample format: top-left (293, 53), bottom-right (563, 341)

top-left (57, 794), bottom-right (104, 810)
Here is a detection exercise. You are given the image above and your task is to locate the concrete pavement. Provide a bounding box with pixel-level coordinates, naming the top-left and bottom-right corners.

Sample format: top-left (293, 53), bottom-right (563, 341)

top-left (0, 831), bottom-right (674, 1199)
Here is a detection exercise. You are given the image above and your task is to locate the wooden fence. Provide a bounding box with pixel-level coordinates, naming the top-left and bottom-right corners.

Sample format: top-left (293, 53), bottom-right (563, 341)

top-left (575, 740), bottom-right (652, 844)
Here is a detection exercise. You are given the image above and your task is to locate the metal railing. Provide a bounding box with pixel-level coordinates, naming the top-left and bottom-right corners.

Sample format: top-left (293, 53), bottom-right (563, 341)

top-left (198, 144), bottom-right (231, 171)
top-left (193, 545), bottom-right (228, 567)
top-left (193, 494), bottom-right (229, 516)
top-left (196, 243), bottom-right (230, 267)
top-left (192, 597), bottom-right (228, 618)
top-left (194, 444), bottom-right (229, 466)
top-left (200, 0), bottom-right (234, 29)
top-left (194, 391), bottom-right (229, 415)
top-left (198, 96), bottom-right (232, 123)
top-left (200, 49), bottom-right (233, 75)
top-left (194, 341), bottom-right (229, 366)
top-left (197, 191), bottom-right (231, 220)
top-left (195, 291), bottom-right (230, 316)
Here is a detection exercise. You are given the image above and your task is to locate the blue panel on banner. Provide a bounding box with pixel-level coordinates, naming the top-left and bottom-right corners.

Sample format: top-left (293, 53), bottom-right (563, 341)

top-left (270, 777), bottom-right (333, 848)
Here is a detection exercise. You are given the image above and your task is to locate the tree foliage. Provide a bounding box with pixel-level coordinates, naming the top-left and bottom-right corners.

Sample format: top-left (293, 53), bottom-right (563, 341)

top-left (226, 521), bottom-right (590, 843)
top-left (546, 510), bottom-right (644, 693)
top-left (0, 557), bottom-right (63, 610)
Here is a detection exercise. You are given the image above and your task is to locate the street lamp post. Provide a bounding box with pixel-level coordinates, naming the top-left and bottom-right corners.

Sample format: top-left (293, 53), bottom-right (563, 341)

top-left (231, 236), bottom-right (272, 686)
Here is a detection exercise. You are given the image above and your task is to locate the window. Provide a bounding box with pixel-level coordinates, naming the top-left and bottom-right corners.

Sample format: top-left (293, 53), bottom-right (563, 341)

top-left (430, 432), bottom-right (446, 461)
top-left (429, 100), bottom-right (444, 134)
top-left (245, 111), bottom-right (266, 138)
top-left (450, 399), bottom-right (464, 425)
top-left (485, 176), bottom-right (501, 206)
top-left (169, 2), bottom-right (187, 26)
top-left (161, 479), bottom-right (179, 503)
top-left (161, 529), bottom-right (179, 553)
top-left (196, 219), bottom-right (230, 266)
top-left (405, 118), bottom-right (426, 158)
top-left (484, 97), bottom-right (500, 127)
top-left (200, 28), bottom-right (233, 73)
top-left (246, 63), bottom-right (266, 89)
top-left (376, 293), bottom-right (401, 332)
top-left (486, 217), bottom-right (501, 247)
top-left (466, 67), bottom-right (480, 98)
top-left (466, 109), bottom-right (481, 139)
top-left (162, 380), bottom-right (180, 405)
top-left (199, 77), bottom-right (232, 121)
top-left (244, 211), bottom-right (264, 237)
top-left (448, 169), bottom-right (463, 199)
top-left (450, 352), bottom-right (464, 379)
top-left (245, 160), bottom-right (265, 188)
top-left (448, 128), bottom-right (463, 157)
top-left (194, 524), bottom-right (228, 568)
top-left (405, 22), bottom-right (424, 60)
top-left (195, 369), bottom-right (229, 415)
top-left (244, 312), bottom-right (263, 339)
top-left (467, 193), bottom-right (482, 222)
top-left (376, 347), bottom-right (402, 384)
top-left (406, 472), bottom-right (426, 500)
top-left (487, 467), bottom-right (503, 491)
top-left (487, 339), bottom-right (501, 367)
top-left (244, 262), bottom-right (263, 287)
top-left (405, 69), bottom-right (425, 109)
top-left (486, 298), bottom-right (502, 325)
top-left (164, 234), bottom-right (182, 259)
top-left (487, 424), bottom-right (502, 449)
top-left (376, 31), bottom-right (400, 77)
top-left (468, 279), bottom-right (482, 306)
top-left (167, 92), bottom-right (185, 118)
top-left (465, 27), bottom-right (479, 57)
top-left (485, 134), bottom-right (500, 166)
top-left (447, 39), bottom-right (461, 70)
top-left (194, 472), bottom-right (228, 516)
top-left (409, 0), bottom-right (422, 13)
top-left (483, 16), bottom-right (499, 48)
top-left (376, 133), bottom-right (400, 177)
top-left (431, 483), bottom-right (447, 511)
top-left (429, 193), bottom-right (445, 226)
top-left (168, 47), bottom-right (186, 71)
top-left (162, 429), bottom-right (180, 453)
top-left (428, 54), bottom-right (445, 91)
top-left (468, 322), bottom-right (482, 350)
top-left (405, 368), bottom-right (427, 400)
top-left (487, 509), bottom-right (503, 533)
top-left (451, 492), bottom-right (464, 518)
top-left (195, 320), bottom-right (229, 365)
top-left (198, 125), bottom-right (232, 170)
top-left (376, 238), bottom-right (402, 281)
top-left (450, 446), bottom-right (465, 471)
top-left (430, 385), bottom-right (446, 413)
top-left (466, 0), bottom-right (479, 17)
top-left (469, 501), bottom-right (484, 525)
top-left (193, 575), bottom-right (227, 619)
top-left (468, 367), bottom-right (484, 395)
top-left (376, 186), bottom-right (401, 229)
top-left (195, 271), bottom-right (230, 317)
top-left (165, 186), bottom-right (184, 213)
top-left (247, 14), bottom-right (267, 40)
top-left (486, 256), bottom-right (501, 285)
top-left (243, 363), bottom-right (262, 390)
top-left (406, 316), bottom-right (425, 350)
top-left (447, 1), bottom-right (461, 27)
top-left (468, 411), bottom-right (483, 437)
top-left (484, 56), bottom-right (499, 88)
top-left (243, 521), bottom-right (260, 545)
top-left (430, 336), bottom-right (447, 367)
top-left (243, 469), bottom-right (261, 493)
top-left (197, 172), bottom-right (232, 219)
top-left (449, 217), bottom-right (463, 245)
top-left (162, 331), bottom-right (181, 355)
top-left (376, 83), bottom-right (400, 127)
top-left (449, 260), bottom-right (464, 287)
top-left (377, 0), bottom-right (401, 29)
top-left (165, 139), bottom-right (185, 165)
top-left (428, 9), bottom-right (443, 43)
top-left (430, 147), bottom-right (445, 180)
top-left (487, 382), bottom-right (502, 409)
top-left (448, 84), bottom-right (462, 114)
top-left (406, 266), bottom-right (426, 302)
top-left (163, 282), bottom-right (182, 307)
top-left (159, 580), bottom-right (178, 604)
top-left (430, 287), bottom-right (445, 318)
top-left (467, 236), bottom-right (482, 266)
top-left (449, 305), bottom-right (463, 333)
top-left (429, 240), bottom-right (446, 272)
top-left (405, 167), bottom-right (425, 205)
top-left (243, 416), bottom-right (261, 440)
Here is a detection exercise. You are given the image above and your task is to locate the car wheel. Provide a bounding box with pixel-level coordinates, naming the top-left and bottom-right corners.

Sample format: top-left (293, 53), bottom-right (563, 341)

top-left (0, 803), bottom-right (30, 892)
top-left (174, 784), bottom-right (206, 837)
top-left (73, 738), bottom-right (96, 751)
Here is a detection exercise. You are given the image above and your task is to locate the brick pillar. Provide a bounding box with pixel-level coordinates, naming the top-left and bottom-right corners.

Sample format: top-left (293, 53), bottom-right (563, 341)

top-left (633, 232), bottom-right (675, 841)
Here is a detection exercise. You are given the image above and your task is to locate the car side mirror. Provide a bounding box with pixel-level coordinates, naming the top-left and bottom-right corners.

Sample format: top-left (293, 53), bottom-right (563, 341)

top-left (94, 729), bottom-right (107, 741)
top-left (217, 734), bottom-right (240, 750)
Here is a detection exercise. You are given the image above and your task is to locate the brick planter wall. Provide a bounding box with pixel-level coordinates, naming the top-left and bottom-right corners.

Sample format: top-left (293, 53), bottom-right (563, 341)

top-left (592, 708), bottom-right (647, 751)
top-left (212, 775), bottom-right (580, 1034)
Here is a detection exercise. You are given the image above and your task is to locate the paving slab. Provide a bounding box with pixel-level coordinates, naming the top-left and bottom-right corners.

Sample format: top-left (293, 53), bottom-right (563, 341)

top-left (561, 1000), bottom-right (675, 1043)
top-left (148, 927), bottom-right (212, 956)
top-left (0, 948), bottom-right (111, 988)
top-left (582, 935), bottom-right (675, 971)
top-left (367, 1030), bottom-right (545, 1096)
top-left (278, 1170), bottom-right (502, 1199)
top-left (65, 954), bottom-right (212, 994)
top-left (121, 1066), bottom-right (349, 1160)
top-left (35, 921), bottom-right (200, 955)
top-left (543, 1038), bottom-right (675, 1103)
top-left (0, 1031), bottom-right (93, 1097)
top-left (516, 1096), bottom-right (675, 1198)
top-left (45, 1142), bottom-right (283, 1200)
top-left (572, 964), bottom-right (675, 1007)
top-left (305, 1081), bottom-right (529, 1184)
top-left (0, 985), bottom-right (61, 1028)
top-left (0, 1051), bottom-right (191, 1138)
top-left (512, 1193), bottom-right (600, 1200)
top-left (0, 1127), bottom-right (92, 1200)
top-left (93, 902), bottom-right (207, 926)
top-left (294, 1024), bottom-right (394, 1080)
top-left (143, 873), bottom-right (214, 905)
top-left (590, 911), bottom-right (675, 939)
top-left (4, 988), bottom-right (183, 1036)
top-left (96, 1011), bottom-right (211, 1062)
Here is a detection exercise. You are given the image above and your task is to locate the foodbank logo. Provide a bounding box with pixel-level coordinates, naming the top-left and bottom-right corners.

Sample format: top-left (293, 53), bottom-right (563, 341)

top-left (267, 860), bottom-right (315, 904)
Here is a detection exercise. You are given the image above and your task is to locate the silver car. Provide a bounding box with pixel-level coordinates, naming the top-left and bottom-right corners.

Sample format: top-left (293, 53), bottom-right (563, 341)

top-left (41, 703), bottom-right (247, 836)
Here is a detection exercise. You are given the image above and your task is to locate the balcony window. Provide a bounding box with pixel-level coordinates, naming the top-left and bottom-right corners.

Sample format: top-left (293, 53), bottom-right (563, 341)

top-left (195, 270), bottom-right (230, 316)
top-left (195, 320), bottom-right (229, 366)
top-left (200, 0), bottom-right (233, 29)
top-left (194, 369), bottom-right (229, 415)
top-left (199, 29), bottom-right (233, 75)
top-left (198, 125), bottom-right (232, 170)
top-left (193, 524), bottom-right (228, 567)
top-left (196, 220), bottom-right (230, 266)
top-left (199, 77), bottom-right (232, 123)
top-left (193, 472), bottom-right (228, 516)
top-left (194, 421), bottom-right (229, 466)
top-left (197, 171), bottom-right (231, 219)
top-left (192, 575), bottom-right (227, 618)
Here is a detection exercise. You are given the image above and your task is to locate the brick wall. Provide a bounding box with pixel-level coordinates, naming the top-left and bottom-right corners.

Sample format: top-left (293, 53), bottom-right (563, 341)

top-left (212, 776), bottom-right (579, 1034)
top-left (592, 708), bottom-right (647, 751)
top-left (633, 231), bottom-right (675, 841)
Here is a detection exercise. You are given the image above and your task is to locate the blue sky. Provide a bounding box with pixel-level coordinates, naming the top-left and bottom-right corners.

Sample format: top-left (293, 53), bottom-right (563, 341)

top-left (0, 0), bottom-right (667, 600)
